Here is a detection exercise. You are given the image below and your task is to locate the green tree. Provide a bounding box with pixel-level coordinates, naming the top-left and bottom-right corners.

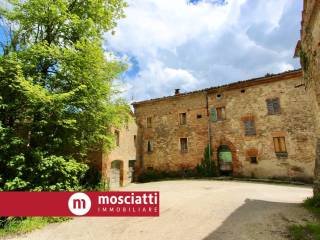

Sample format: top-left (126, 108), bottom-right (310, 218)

top-left (196, 144), bottom-right (218, 177)
top-left (0, 0), bottom-right (129, 191)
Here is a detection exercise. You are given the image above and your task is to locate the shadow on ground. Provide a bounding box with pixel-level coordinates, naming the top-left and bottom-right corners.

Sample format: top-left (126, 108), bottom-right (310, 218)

top-left (202, 199), bottom-right (313, 240)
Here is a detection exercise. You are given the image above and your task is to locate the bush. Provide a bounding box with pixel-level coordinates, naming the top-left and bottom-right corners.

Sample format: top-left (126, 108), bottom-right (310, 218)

top-left (1, 152), bottom-right (89, 191)
top-left (196, 144), bottom-right (218, 177)
top-left (304, 194), bottom-right (320, 209)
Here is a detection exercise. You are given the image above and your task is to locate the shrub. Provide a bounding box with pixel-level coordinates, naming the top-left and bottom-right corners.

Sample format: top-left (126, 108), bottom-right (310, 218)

top-left (196, 144), bottom-right (218, 177)
top-left (304, 194), bottom-right (320, 209)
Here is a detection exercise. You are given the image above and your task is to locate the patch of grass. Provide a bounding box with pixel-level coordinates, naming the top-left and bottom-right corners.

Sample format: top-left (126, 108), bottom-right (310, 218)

top-left (304, 194), bottom-right (320, 218)
top-left (288, 194), bottom-right (320, 240)
top-left (289, 224), bottom-right (320, 240)
top-left (0, 217), bottom-right (69, 238)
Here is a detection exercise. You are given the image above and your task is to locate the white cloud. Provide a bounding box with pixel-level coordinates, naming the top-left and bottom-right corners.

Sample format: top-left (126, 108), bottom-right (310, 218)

top-left (105, 0), bottom-right (302, 102)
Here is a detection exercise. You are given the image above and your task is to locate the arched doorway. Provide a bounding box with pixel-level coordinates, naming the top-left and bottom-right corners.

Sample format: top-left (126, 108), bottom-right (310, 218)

top-left (218, 145), bottom-right (233, 176)
top-left (110, 160), bottom-right (123, 189)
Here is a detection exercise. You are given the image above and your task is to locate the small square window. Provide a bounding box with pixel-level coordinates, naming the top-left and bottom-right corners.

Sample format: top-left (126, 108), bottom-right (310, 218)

top-left (180, 138), bottom-right (188, 153)
top-left (250, 156), bottom-right (258, 164)
top-left (179, 113), bottom-right (187, 125)
top-left (197, 114), bottom-right (202, 119)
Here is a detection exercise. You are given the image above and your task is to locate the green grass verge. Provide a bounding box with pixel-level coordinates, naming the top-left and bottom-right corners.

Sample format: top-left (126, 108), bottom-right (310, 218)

top-left (0, 217), bottom-right (69, 238)
top-left (289, 224), bottom-right (320, 240)
top-left (288, 194), bottom-right (320, 240)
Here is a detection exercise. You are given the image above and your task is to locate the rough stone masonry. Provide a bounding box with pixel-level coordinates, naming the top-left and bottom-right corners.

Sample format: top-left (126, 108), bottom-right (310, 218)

top-left (133, 69), bottom-right (316, 181)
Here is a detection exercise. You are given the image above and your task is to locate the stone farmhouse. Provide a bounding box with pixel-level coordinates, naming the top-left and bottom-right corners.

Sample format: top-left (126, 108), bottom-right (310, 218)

top-left (92, 0), bottom-right (320, 188)
top-left (133, 69), bottom-right (316, 182)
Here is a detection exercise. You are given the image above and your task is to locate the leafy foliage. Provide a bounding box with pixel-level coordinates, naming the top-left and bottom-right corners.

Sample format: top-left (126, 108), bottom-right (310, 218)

top-left (0, 0), bottom-right (129, 191)
top-left (196, 144), bottom-right (218, 177)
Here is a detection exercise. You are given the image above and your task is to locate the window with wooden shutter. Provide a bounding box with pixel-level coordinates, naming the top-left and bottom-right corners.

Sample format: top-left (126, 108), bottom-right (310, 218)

top-left (273, 137), bottom-right (287, 157)
top-left (244, 119), bottom-right (256, 136)
top-left (180, 138), bottom-right (188, 153)
top-left (266, 98), bottom-right (280, 115)
top-left (179, 113), bottom-right (187, 125)
top-left (210, 108), bottom-right (217, 122)
top-left (216, 107), bottom-right (226, 121)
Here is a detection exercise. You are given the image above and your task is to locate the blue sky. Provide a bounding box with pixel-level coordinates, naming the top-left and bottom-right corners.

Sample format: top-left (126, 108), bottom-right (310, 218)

top-left (0, 0), bottom-right (302, 103)
top-left (106, 0), bottom-right (302, 102)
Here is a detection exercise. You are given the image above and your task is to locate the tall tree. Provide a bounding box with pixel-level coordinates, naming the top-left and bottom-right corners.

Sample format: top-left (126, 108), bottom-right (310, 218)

top-left (0, 0), bottom-right (129, 191)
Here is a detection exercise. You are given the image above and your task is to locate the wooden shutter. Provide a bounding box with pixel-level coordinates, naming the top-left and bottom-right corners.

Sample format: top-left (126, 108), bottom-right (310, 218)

top-left (279, 137), bottom-right (286, 152)
top-left (273, 137), bottom-right (280, 152)
top-left (210, 108), bottom-right (217, 122)
top-left (221, 107), bottom-right (226, 120)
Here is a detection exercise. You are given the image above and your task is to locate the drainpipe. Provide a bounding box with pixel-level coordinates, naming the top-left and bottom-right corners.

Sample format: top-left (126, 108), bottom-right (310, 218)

top-left (205, 91), bottom-right (212, 168)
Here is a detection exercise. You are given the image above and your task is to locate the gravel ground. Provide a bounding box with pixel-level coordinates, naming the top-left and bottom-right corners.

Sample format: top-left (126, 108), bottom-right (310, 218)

top-left (6, 180), bottom-right (315, 240)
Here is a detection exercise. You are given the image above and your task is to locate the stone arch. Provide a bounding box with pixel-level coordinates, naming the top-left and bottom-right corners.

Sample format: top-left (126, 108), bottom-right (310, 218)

top-left (212, 138), bottom-right (241, 176)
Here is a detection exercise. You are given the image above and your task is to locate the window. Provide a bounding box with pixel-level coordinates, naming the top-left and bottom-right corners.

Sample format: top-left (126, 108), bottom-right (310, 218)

top-left (216, 107), bottom-right (226, 121)
top-left (250, 156), bottom-right (258, 164)
top-left (180, 138), bottom-right (188, 153)
top-left (179, 112), bottom-right (187, 125)
top-left (147, 117), bottom-right (152, 128)
top-left (273, 137), bottom-right (287, 157)
top-left (115, 130), bottom-right (120, 146)
top-left (244, 119), bottom-right (256, 136)
top-left (266, 98), bottom-right (280, 115)
top-left (216, 93), bottom-right (223, 100)
top-left (134, 135), bottom-right (137, 147)
top-left (197, 114), bottom-right (202, 119)
top-left (210, 107), bottom-right (226, 122)
top-left (147, 140), bottom-right (153, 153)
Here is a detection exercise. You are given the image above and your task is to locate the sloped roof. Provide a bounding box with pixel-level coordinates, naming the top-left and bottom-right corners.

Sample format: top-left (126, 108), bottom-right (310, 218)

top-left (132, 69), bottom-right (302, 106)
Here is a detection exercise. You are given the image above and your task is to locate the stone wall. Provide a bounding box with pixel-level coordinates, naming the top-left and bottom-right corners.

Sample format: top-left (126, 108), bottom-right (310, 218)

top-left (208, 73), bottom-right (315, 180)
top-left (134, 71), bottom-right (316, 181)
top-left (134, 92), bottom-right (209, 172)
top-left (89, 119), bottom-right (137, 187)
top-left (299, 0), bottom-right (320, 191)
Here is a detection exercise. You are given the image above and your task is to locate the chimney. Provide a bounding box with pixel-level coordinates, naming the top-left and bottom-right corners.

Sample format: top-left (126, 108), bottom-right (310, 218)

top-left (175, 89), bottom-right (180, 95)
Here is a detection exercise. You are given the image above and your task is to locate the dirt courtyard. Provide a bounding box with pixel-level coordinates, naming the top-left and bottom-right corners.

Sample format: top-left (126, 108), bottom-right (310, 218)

top-left (7, 180), bottom-right (315, 240)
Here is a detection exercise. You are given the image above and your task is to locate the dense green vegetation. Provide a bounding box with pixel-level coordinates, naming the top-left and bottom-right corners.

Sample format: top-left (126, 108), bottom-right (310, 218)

top-left (0, 0), bottom-right (129, 192)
